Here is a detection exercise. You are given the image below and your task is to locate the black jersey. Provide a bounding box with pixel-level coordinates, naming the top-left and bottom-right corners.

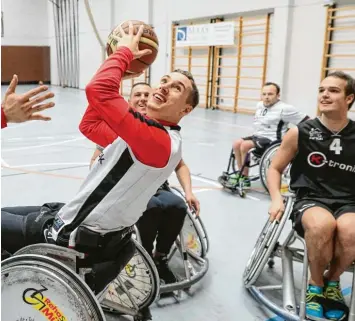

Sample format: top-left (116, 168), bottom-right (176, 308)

top-left (290, 117), bottom-right (355, 200)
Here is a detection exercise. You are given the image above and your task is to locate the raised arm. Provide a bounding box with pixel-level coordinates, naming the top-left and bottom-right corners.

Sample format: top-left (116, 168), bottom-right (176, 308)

top-left (81, 24), bottom-right (171, 168)
top-left (79, 104), bottom-right (118, 148)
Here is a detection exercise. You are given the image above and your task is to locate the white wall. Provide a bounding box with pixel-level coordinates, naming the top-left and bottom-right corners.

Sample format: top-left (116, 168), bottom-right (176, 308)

top-left (169, 0), bottom-right (286, 22)
top-left (1, 0), bottom-right (49, 46)
top-left (283, 0), bottom-right (328, 117)
top-left (78, 0), bottom-right (113, 89)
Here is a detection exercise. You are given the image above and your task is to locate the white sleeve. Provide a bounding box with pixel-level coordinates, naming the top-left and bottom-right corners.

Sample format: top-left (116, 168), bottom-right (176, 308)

top-left (281, 104), bottom-right (307, 125)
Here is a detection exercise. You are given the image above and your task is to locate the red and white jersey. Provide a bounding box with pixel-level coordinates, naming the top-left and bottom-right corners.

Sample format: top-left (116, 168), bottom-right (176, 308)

top-left (49, 47), bottom-right (182, 246)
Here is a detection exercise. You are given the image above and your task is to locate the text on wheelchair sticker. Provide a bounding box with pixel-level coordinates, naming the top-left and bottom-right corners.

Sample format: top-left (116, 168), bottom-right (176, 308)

top-left (22, 285), bottom-right (67, 321)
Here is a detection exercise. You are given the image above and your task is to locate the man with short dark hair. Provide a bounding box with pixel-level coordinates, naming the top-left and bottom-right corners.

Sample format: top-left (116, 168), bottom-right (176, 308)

top-left (88, 81), bottom-right (200, 285)
top-left (228, 82), bottom-right (308, 188)
top-left (268, 71), bottom-right (355, 320)
top-left (1, 23), bottom-right (199, 300)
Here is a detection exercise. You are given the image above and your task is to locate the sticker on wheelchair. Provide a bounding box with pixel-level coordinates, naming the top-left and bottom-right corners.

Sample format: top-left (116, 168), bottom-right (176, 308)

top-left (2, 268), bottom-right (91, 320)
top-left (105, 248), bottom-right (154, 309)
top-left (186, 234), bottom-right (199, 251)
top-left (181, 215), bottom-right (202, 257)
top-left (124, 263), bottom-right (137, 278)
top-left (22, 286), bottom-right (67, 320)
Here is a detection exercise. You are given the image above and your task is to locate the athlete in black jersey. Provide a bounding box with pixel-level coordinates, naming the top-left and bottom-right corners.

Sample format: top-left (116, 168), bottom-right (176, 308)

top-left (267, 71), bottom-right (355, 321)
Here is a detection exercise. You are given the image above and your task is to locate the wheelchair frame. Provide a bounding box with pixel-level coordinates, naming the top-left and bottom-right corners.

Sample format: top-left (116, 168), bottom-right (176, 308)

top-left (218, 141), bottom-right (291, 197)
top-left (244, 195), bottom-right (355, 321)
top-left (133, 186), bottom-right (210, 296)
top-left (218, 147), bottom-right (262, 197)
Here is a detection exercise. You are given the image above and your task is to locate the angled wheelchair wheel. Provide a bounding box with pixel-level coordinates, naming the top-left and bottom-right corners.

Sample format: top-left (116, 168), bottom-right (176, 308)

top-left (170, 186), bottom-right (209, 258)
top-left (259, 143), bottom-right (290, 194)
top-left (1, 254), bottom-right (105, 321)
top-left (243, 196), bottom-right (294, 288)
top-left (100, 238), bottom-right (159, 315)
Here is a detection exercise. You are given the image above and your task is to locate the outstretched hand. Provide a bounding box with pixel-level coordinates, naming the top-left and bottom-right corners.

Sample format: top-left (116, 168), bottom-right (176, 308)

top-left (2, 74), bottom-right (55, 123)
top-left (112, 22), bottom-right (152, 60)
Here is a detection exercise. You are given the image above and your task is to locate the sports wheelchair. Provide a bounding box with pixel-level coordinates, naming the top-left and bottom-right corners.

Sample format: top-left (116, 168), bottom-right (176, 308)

top-left (131, 186), bottom-right (210, 298)
top-left (1, 187), bottom-right (209, 321)
top-left (218, 141), bottom-right (291, 197)
top-left (243, 194), bottom-right (355, 321)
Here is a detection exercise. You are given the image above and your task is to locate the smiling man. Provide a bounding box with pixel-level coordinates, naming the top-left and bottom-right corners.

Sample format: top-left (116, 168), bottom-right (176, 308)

top-left (1, 23), bottom-right (199, 304)
top-left (268, 71), bottom-right (355, 320)
top-left (52, 25), bottom-right (199, 289)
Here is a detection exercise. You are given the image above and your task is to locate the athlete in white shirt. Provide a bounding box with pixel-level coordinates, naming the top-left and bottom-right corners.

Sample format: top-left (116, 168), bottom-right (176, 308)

top-left (229, 82), bottom-right (308, 188)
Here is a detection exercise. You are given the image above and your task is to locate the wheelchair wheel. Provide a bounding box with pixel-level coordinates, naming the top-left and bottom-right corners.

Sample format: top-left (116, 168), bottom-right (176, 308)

top-left (170, 186), bottom-right (209, 258)
top-left (100, 238), bottom-right (159, 315)
top-left (1, 254), bottom-right (105, 321)
top-left (259, 143), bottom-right (290, 194)
top-left (243, 196), bottom-right (294, 288)
top-left (196, 215), bottom-right (210, 254)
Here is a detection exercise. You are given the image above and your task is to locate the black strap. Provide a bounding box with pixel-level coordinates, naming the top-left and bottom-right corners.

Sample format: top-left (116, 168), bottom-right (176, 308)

top-left (312, 296), bottom-right (349, 321)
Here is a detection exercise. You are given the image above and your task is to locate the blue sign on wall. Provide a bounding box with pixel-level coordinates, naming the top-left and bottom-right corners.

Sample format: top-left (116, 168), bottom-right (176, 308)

top-left (176, 27), bottom-right (187, 41)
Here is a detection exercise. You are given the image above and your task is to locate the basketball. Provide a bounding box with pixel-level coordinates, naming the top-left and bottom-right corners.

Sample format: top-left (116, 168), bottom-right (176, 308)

top-left (106, 20), bottom-right (159, 75)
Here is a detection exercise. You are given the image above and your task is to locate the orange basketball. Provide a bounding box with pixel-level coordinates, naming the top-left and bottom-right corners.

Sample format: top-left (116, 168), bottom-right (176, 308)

top-left (106, 20), bottom-right (159, 75)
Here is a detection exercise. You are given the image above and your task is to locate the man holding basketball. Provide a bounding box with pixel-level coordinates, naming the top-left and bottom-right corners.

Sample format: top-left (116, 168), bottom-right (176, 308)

top-left (86, 80), bottom-right (200, 286)
top-left (1, 21), bottom-right (199, 311)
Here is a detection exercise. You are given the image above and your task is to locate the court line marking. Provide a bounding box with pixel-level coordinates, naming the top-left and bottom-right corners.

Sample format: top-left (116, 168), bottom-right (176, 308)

top-left (8, 162), bottom-right (89, 168)
top-left (3, 122), bottom-right (31, 130)
top-left (2, 164), bottom-right (261, 199)
top-left (190, 174), bottom-right (261, 201)
top-left (1, 166), bottom-right (85, 180)
top-left (4, 136), bottom-right (77, 141)
top-left (193, 188), bottom-right (215, 194)
top-left (1, 158), bottom-right (10, 167)
top-left (265, 286), bottom-right (352, 321)
top-left (2, 137), bottom-right (85, 152)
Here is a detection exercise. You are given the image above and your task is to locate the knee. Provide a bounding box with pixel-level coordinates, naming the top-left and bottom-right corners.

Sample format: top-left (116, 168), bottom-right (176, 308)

top-left (232, 139), bottom-right (243, 152)
top-left (240, 141), bottom-right (253, 154)
top-left (302, 212), bottom-right (336, 240)
top-left (336, 214), bottom-right (355, 246)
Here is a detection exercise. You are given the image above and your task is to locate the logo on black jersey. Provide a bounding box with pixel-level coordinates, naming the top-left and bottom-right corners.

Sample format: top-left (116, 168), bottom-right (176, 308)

top-left (307, 152), bottom-right (327, 167)
top-left (309, 128), bottom-right (323, 141)
top-left (307, 152), bottom-right (355, 172)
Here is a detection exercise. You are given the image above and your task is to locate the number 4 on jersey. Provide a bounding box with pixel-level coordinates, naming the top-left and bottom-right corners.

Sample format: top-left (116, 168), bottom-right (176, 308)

top-left (329, 138), bottom-right (343, 155)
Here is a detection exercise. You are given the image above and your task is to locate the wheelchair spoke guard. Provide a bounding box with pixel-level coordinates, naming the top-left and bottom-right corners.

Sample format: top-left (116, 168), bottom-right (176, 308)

top-left (100, 239), bottom-right (159, 315)
top-left (1, 254), bottom-right (105, 321)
